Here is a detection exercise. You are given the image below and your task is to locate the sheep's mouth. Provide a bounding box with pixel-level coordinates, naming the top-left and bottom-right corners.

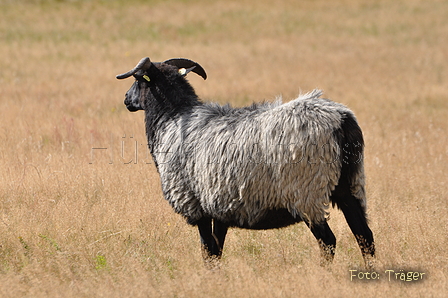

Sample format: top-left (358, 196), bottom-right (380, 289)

top-left (126, 104), bottom-right (140, 112)
top-left (124, 98), bottom-right (143, 112)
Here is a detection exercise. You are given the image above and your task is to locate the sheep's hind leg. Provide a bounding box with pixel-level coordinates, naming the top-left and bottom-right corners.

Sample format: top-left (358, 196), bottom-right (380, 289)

top-left (306, 221), bottom-right (336, 266)
top-left (338, 195), bottom-right (375, 269)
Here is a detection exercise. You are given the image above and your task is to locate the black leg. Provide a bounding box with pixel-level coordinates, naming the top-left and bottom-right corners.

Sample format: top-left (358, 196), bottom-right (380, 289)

top-left (331, 171), bottom-right (375, 269)
top-left (212, 219), bottom-right (228, 257)
top-left (331, 178), bottom-right (375, 268)
top-left (306, 221), bottom-right (336, 264)
top-left (197, 217), bottom-right (214, 258)
top-left (337, 195), bottom-right (375, 268)
top-left (197, 218), bottom-right (228, 259)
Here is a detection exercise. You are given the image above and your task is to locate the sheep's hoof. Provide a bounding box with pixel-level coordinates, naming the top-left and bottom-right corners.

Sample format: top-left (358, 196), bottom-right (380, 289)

top-left (360, 242), bottom-right (375, 270)
top-left (319, 258), bottom-right (333, 268)
top-left (201, 248), bottom-right (222, 270)
top-left (319, 243), bottom-right (335, 267)
top-left (203, 255), bottom-right (221, 271)
top-left (363, 255), bottom-right (375, 271)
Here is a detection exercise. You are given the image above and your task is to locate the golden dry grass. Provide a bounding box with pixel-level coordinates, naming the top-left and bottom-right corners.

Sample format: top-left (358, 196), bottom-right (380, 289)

top-left (0, 0), bottom-right (447, 297)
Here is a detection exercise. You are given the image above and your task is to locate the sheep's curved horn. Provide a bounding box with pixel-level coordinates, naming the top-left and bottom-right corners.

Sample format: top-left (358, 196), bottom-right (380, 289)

top-left (163, 58), bottom-right (207, 80)
top-left (116, 57), bottom-right (152, 79)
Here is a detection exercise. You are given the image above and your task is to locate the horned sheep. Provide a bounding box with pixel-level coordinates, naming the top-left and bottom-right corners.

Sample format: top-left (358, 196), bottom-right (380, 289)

top-left (116, 57), bottom-right (375, 268)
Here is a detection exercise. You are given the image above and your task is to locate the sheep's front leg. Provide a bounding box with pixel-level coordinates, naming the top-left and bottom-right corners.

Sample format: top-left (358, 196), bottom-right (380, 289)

top-left (197, 218), bottom-right (228, 260)
top-left (212, 219), bottom-right (228, 257)
top-left (306, 221), bottom-right (336, 265)
top-left (197, 217), bottom-right (214, 259)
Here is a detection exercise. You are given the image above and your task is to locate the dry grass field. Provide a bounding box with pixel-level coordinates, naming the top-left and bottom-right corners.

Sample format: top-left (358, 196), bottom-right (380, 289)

top-left (1, 0), bottom-right (447, 297)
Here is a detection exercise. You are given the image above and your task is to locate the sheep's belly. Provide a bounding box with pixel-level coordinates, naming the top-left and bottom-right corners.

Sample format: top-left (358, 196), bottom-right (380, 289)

top-left (223, 208), bottom-right (303, 230)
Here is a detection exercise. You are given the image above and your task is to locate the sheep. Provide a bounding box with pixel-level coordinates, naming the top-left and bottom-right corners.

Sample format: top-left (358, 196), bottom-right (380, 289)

top-left (116, 57), bottom-right (375, 268)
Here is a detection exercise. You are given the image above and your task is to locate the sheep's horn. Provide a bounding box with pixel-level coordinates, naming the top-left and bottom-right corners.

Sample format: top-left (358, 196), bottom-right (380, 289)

top-left (163, 58), bottom-right (207, 80)
top-left (116, 57), bottom-right (152, 79)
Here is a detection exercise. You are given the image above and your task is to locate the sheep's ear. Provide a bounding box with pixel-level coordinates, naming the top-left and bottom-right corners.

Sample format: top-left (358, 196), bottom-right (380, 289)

top-left (163, 58), bottom-right (207, 80)
top-left (178, 66), bottom-right (198, 77)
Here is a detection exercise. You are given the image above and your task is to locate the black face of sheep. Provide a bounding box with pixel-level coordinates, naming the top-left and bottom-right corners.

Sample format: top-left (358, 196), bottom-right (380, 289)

top-left (118, 57), bottom-right (206, 113)
top-left (116, 57), bottom-right (375, 269)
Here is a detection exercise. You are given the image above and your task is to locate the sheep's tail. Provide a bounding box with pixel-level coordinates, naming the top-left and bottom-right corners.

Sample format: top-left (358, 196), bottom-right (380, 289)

top-left (335, 113), bottom-right (367, 211)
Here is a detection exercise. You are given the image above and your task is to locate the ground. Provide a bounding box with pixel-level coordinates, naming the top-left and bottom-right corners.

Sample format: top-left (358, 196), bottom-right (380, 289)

top-left (0, 0), bottom-right (447, 297)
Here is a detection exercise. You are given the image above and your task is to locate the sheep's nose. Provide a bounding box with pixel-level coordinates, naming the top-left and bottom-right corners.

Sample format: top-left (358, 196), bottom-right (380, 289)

top-left (124, 95), bottom-right (131, 106)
